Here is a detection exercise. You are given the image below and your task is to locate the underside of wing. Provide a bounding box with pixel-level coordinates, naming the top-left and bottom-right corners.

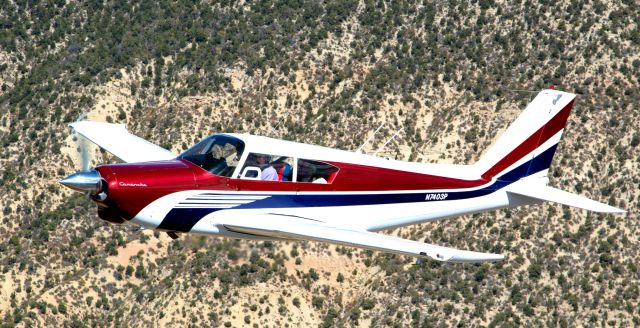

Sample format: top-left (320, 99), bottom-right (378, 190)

top-left (220, 214), bottom-right (504, 263)
top-left (70, 121), bottom-right (177, 163)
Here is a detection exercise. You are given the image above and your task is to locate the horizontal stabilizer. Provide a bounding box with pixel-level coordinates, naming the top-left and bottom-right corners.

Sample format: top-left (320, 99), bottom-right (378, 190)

top-left (221, 214), bottom-right (504, 263)
top-left (507, 181), bottom-right (625, 213)
top-left (70, 121), bottom-right (176, 163)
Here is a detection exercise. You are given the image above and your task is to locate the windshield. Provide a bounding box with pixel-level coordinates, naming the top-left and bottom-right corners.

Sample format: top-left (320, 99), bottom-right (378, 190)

top-left (179, 135), bottom-right (245, 177)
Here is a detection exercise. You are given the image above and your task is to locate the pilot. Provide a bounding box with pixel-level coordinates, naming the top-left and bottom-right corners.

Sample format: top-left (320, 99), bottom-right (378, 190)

top-left (256, 154), bottom-right (278, 181)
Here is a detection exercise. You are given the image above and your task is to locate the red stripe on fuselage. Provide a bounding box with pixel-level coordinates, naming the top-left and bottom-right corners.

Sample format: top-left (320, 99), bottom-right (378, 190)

top-left (228, 161), bottom-right (488, 192)
top-left (481, 99), bottom-right (574, 180)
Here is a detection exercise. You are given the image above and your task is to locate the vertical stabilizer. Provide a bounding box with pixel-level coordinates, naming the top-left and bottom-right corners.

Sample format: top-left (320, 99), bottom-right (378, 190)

top-left (474, 89), bottom-right (576, 182)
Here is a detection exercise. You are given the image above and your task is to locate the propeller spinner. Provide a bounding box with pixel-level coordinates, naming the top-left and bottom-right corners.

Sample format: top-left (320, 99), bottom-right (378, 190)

top-left (59, 170), bottom-right (103, 194)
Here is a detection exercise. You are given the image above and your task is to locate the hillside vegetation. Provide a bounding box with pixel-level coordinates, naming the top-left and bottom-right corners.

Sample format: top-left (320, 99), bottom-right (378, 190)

top-left (1, 0), bottom-right (639, 327)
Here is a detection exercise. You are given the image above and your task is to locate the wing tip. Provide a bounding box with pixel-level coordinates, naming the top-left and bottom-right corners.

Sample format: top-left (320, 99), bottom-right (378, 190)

top-left (426, 250), bottom-right (505, 263)
top-left (69, 121), bottom-right (126, 130)
top-left (447, 253), bottom-right (505, 263)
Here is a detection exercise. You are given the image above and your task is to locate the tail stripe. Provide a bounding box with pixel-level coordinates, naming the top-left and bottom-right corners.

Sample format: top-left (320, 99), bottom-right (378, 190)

top-left (481, 99), bottom-right (574, 180)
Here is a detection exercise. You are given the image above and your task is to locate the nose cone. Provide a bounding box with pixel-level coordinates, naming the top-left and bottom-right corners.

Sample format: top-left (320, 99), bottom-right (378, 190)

top-left (60, 170), bottom-right (103, 194)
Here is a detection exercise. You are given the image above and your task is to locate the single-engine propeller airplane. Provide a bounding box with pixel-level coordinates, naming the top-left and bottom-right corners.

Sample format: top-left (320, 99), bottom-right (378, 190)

top-left (60, 89), bottom-right (624, 263)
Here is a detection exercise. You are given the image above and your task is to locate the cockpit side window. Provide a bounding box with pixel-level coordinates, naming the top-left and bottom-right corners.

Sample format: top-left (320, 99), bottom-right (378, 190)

top-left (239, 153), bottom-right (293, 182)
top-left (296, 159), bottom-right (339, 184)
top-left (179, 135), bottom-right (245, 177)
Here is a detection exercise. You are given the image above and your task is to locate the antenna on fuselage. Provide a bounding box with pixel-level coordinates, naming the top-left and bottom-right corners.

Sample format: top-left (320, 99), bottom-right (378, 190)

top-left (373, 128), bottom-right (403, 157)
top-left (273, 114), bottom-right (291, 134)
top-left (267, 92), bottom-right (296, 138)
top-left (355, 123), bottom-right (385, 154)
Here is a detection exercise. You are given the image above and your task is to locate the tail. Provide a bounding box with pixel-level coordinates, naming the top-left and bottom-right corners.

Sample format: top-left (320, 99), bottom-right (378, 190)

top-left (475, 89), bottom-right (624, 213)
top-left (474, 89), bottom-right (575, 182)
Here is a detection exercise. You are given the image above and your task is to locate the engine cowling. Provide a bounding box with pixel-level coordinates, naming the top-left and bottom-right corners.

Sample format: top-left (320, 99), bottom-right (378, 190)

top-left (94, 160), bottom-right (197, 223)
top-left (61, 160), bottom-right (198, 224)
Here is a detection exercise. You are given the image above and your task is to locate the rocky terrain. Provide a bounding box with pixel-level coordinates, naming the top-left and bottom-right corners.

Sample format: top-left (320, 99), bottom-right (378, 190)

top-left (0, 0), bottom-right (639, 327)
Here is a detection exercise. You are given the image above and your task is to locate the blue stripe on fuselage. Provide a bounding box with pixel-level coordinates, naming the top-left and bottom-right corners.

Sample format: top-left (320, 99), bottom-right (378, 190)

top-left (155, 144), bottom-right (558, 232)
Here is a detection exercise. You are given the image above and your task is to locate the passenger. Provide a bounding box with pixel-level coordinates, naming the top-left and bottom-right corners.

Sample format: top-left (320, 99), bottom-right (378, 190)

top-left (278, 163), bottom-right (293, 181)
top-left (256, 154), bottom-right (278, 181)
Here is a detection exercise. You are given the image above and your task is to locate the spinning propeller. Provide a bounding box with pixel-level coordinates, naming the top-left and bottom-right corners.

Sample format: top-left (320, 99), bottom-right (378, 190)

top-left (59, 119), bottom-right (105, 197)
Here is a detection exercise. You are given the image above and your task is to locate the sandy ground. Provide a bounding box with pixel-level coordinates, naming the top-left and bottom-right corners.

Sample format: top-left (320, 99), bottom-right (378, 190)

top-left (107, 230), bottom-right (170, 267)
top-left (0, 274), bottom-right (15, 313)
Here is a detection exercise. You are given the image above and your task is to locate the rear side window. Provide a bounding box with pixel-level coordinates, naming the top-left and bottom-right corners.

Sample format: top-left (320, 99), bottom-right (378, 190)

top-left (296, 159), bottom-right (339, 184)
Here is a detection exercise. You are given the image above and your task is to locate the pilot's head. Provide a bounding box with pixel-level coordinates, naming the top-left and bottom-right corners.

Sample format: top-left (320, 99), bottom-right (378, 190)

top-left (256, 154), bottom-right (270, 164)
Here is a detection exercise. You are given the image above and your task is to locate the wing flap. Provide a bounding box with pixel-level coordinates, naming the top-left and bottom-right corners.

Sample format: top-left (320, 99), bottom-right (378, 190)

top-left (507, 180), bottom-right (625, 213)
top-left (70, 121), bottom-right (176, 163)
top-left (222, 214), bottom-right (504, 263)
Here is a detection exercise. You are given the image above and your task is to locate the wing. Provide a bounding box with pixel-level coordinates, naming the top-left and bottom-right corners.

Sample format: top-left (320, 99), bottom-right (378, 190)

top-left (70, 121), bottom-right (176, 163)
top-left (220, 214), bottom-right (504, 263)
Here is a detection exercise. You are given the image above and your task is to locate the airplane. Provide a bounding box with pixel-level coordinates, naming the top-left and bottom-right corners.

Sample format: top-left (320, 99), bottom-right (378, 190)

top-left (59, 88), bottom-right (625, 263)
